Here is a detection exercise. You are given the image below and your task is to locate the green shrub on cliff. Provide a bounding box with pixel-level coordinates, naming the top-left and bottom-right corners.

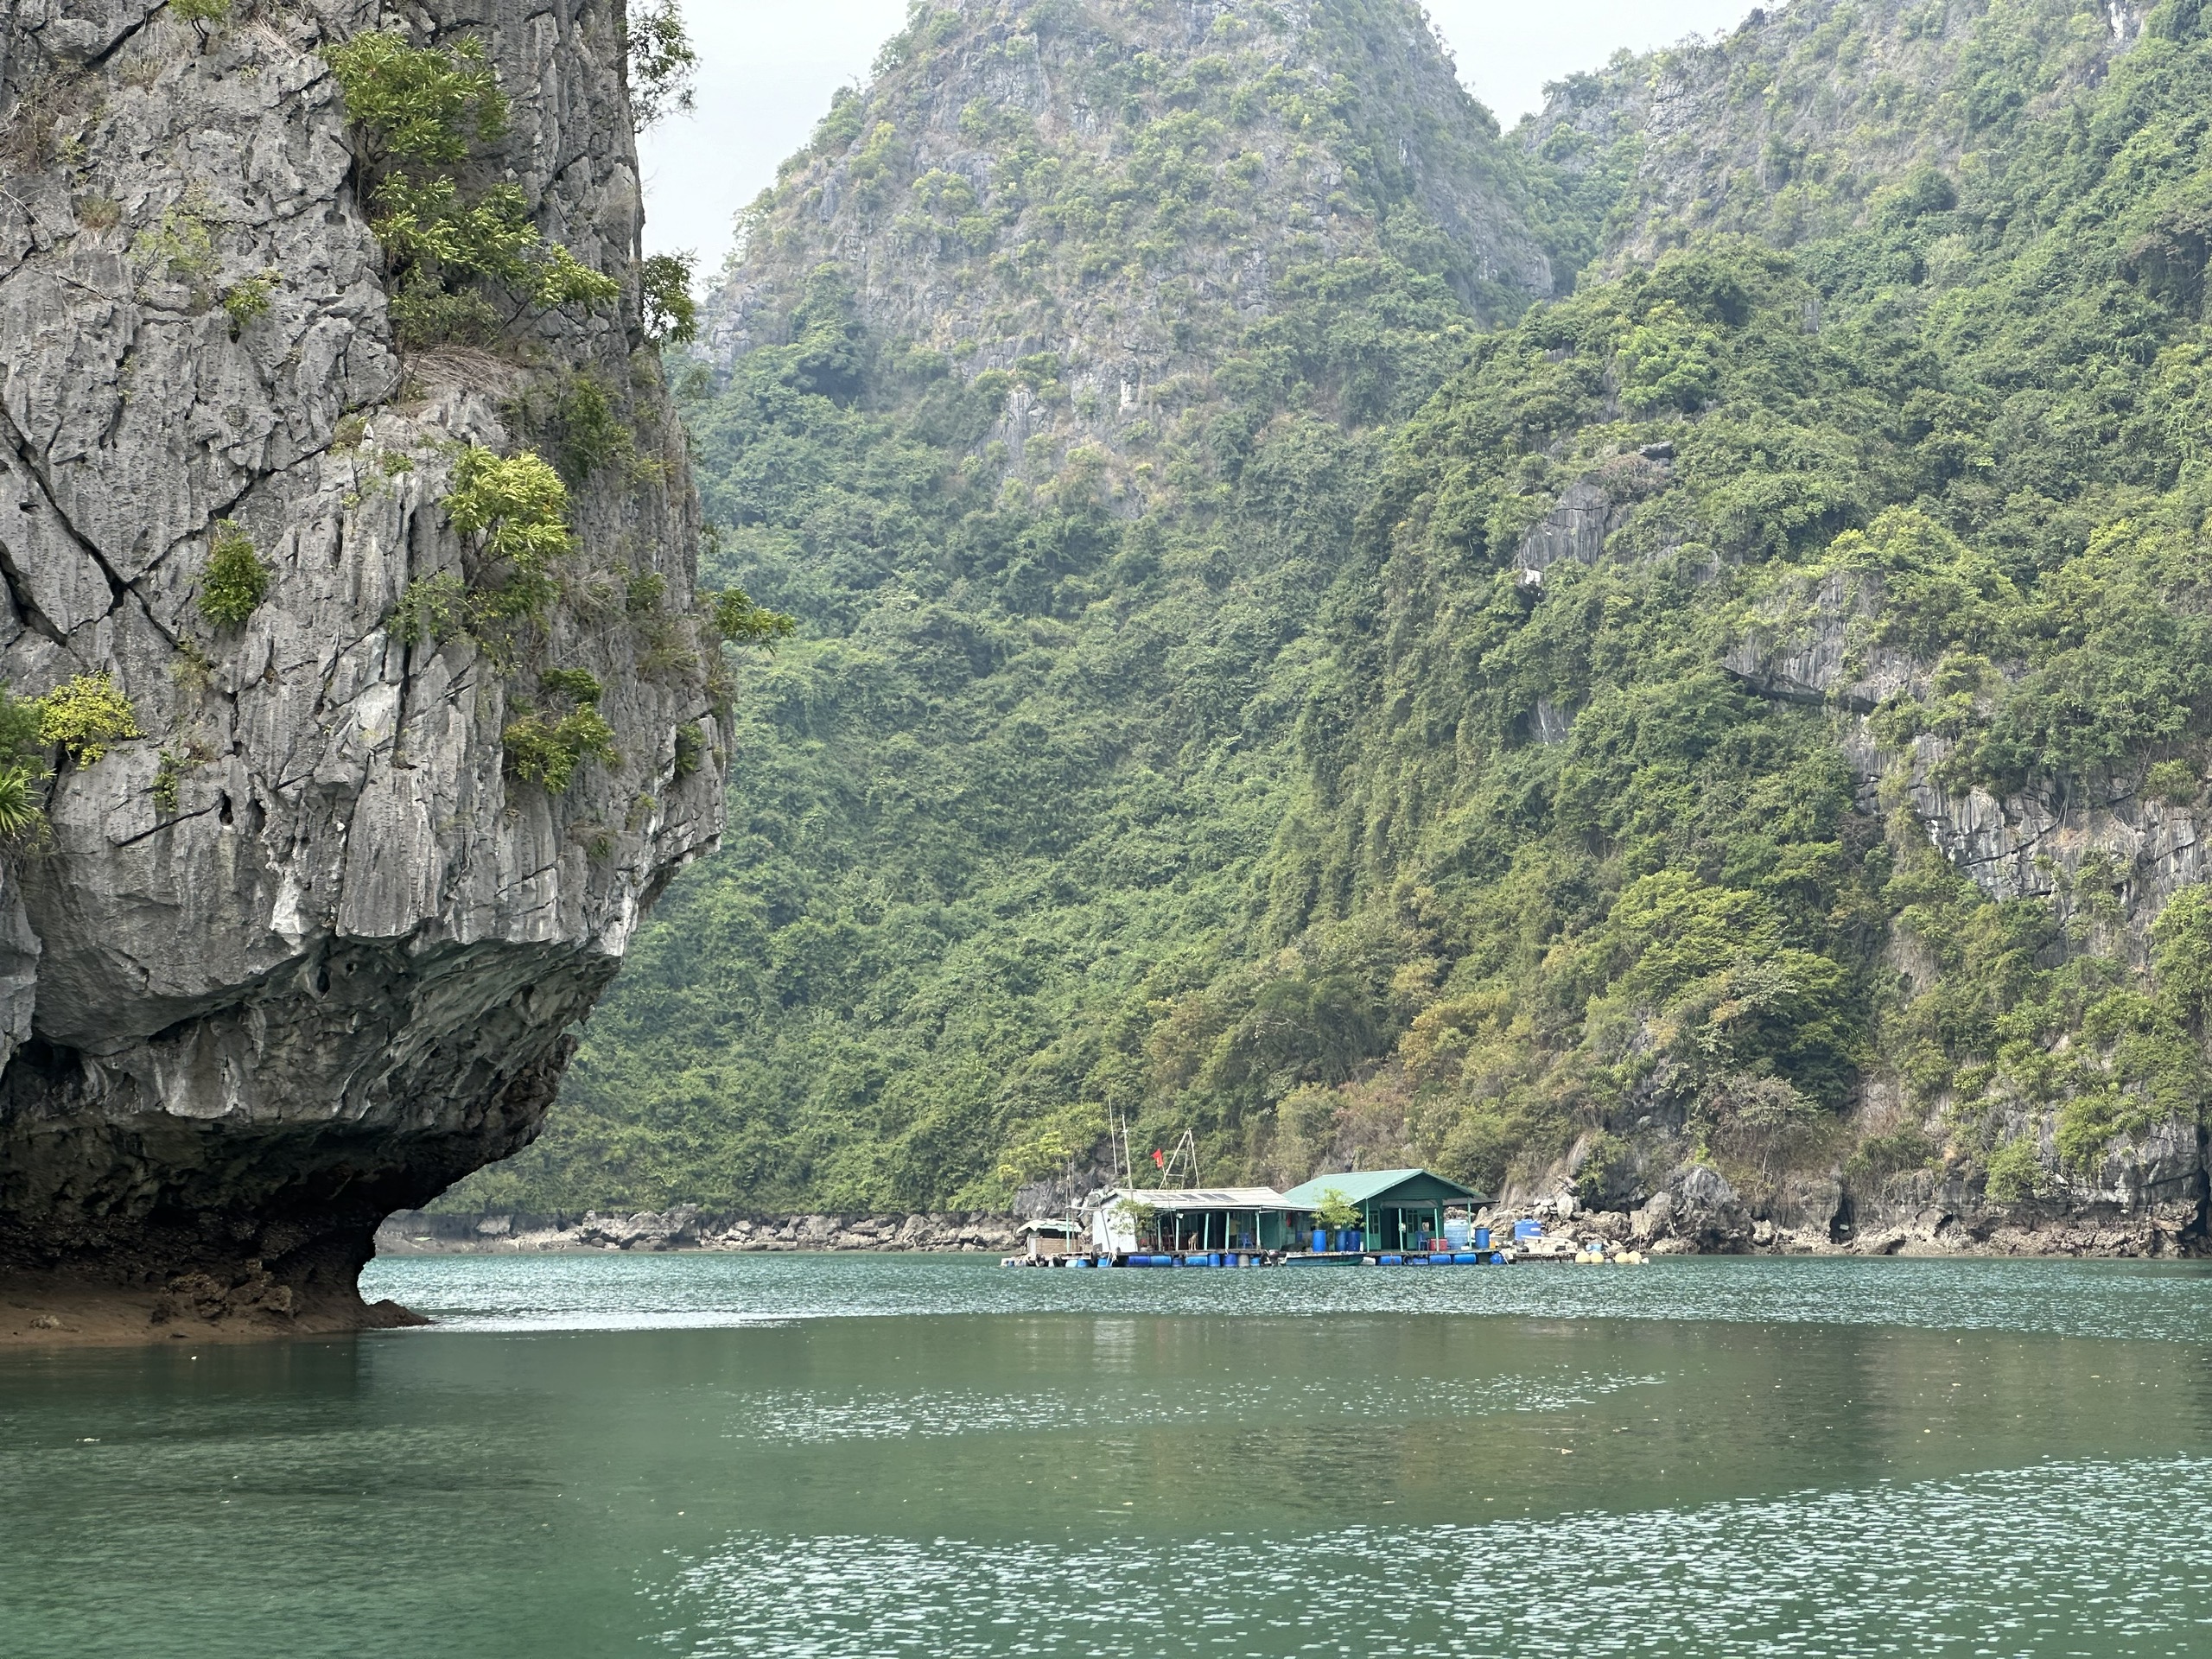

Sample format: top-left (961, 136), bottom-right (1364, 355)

top-left (39, 673), bottom-right (140, 768)
top-left (705, 588), bottom-right (793, 647)
top-left (198, 521), bottom-right (270, 626)
top-left (443, 445), bottom-right (571, 571)
top-left (0, 766), bottom-right (42, 843)
top-left (624, 0), bottom-right (698, 130)
top-left (640, 252), bottom-right (698, 347)
top-left (1983, 1136), bottom-right (2049, 1204)
top-left (0, 688), bottom-right (48, 844)
top-left (504, 667), bottom-right (618, 791)
top-left (325, 30), bottom-right (618, 346)
top-left (324, 30), bottom-right (505, 163)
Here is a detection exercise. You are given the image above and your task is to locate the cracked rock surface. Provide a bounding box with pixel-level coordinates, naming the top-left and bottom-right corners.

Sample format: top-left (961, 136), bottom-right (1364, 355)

top-left (0, 0), bottom-right (724, 1332)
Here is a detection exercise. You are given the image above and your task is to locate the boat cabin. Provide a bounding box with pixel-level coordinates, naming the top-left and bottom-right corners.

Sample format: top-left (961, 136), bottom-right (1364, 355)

top-left (1020, 1219), bottom-right (1081, 1260)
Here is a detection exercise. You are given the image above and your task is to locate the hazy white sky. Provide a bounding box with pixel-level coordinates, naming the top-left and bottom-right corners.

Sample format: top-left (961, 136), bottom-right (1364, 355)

top-left (638, 1), bottom-right (1757, 261)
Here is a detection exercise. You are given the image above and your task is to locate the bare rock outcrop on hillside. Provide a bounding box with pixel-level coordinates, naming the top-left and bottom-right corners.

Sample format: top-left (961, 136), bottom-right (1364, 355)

top-left (706, 0), bottom-right (1557, 475)
top-left (0, 0), bottom-right (723, 1332)
top-left (1726, 568), bottom-right (2211, 953)
top-left (1531, 0), bottom-right (2155, 270)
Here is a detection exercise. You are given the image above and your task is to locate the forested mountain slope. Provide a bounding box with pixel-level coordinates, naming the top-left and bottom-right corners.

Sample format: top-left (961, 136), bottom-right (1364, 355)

top-left (457, 0), bottom-right (2212, 1242)
top-left (713, 0), bottom-right (1571, 435)
top-left (1537, 0), bottom-right (2154, 264)
top-left (452, 0), bottom-right (1567, 1211)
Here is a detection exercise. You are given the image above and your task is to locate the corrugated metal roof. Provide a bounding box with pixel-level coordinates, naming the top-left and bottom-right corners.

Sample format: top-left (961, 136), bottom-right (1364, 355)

top-left (1276, 1169), bottom-right (1484, 1207)
top-left (1090, 1186), bottom-right (1293, 1211)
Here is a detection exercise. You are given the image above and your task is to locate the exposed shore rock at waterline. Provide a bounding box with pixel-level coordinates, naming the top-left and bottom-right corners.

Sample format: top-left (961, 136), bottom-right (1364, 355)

top-left (0, 0), bottom-right (723, 1341)
top-left (375, 1208), bottom-right (1026, 1255)
top-left (378, 1190), bottom-right (2201, 1262)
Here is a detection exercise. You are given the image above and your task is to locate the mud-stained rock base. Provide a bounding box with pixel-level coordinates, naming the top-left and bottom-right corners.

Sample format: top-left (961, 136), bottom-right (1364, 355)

top-left (0, 1268), bottom-right (428, 1348)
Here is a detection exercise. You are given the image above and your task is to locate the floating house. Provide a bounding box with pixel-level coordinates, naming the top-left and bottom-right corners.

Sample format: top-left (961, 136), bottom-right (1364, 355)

top-left (1087, 1187), bottom-right (1298, 1255)
top-left (1076, 1169), bottom-right (1485, 1259)
top-left (1276, 1169), bottom-right (1485, 1254)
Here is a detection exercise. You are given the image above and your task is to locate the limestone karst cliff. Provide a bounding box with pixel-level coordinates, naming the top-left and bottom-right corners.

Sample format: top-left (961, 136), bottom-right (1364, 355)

top-left (0, 0), bottom-right (725, 1329)
top-left (1532, 0), bottom-right (2158, 270)
top-left (708, 0), bottom-right (1563, 479)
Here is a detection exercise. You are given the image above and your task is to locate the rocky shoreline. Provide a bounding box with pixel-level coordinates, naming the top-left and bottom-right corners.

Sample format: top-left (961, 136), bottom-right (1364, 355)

top-left (377, 1168), bottom-right (2204, 1262)
top-left (374, 1208), bottom-right (1025, 1256)
top-left (13, 1175), bottom-right (2193, 1347)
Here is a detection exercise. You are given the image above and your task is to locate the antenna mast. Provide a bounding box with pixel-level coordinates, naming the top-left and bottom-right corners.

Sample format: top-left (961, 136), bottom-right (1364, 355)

top-left (1161, 1128), bottom-right (1198, 1189)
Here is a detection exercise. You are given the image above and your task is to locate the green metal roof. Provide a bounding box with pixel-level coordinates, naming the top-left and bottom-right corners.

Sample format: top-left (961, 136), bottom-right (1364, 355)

top-left (1276, 1168), bottom-right (1485, 1208)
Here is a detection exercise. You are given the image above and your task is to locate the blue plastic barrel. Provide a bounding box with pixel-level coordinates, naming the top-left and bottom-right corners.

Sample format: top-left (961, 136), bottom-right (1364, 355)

top-left (1379, 1252), bottom-right (1404, 1265)
top-left (1452, 1252), bottom-right (1480, 1265)
top-left (1312, 1229), bottom-right (1327, 1251)
top-left (1472, 1227), bottom-right (1491, 1250)
top-left (1490, 1251), bottom-right (1506, 1264)
top-left (1347, 1230), bottom-right (1363, 1252)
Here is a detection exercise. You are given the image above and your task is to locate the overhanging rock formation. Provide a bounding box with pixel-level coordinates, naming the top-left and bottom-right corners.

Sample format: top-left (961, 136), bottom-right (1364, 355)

top-left (0, 0), bottom-right (725, 1329)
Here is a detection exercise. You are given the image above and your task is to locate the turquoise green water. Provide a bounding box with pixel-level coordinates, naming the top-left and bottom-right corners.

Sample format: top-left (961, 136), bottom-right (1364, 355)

top-left (6, 1255), bottom-right (2212, 1656)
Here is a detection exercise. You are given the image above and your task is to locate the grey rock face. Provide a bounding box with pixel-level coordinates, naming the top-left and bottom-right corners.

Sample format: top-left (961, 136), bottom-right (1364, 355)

top-left (706, 0), bottom-right (1555, 475)
top-left (0, 1), bottom-right (723, 1322)
top-left (1530, 0), bottom-right (2155, 270)
top-left (1727, 568), bottom-right (2209, 956)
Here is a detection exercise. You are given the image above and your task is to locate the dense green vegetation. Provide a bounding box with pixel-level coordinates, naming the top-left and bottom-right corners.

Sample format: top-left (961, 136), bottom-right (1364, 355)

top-left (461, 247), bottom-right (1474, 1209)
top-left (453, 0), bottom-right (2212, 1217)
top-left (324, 29), bottom-right (618, 346)
top-left (1558, 0), bottom-right (2152, 263)
top-left (197, 522), bottom-right (269, 627)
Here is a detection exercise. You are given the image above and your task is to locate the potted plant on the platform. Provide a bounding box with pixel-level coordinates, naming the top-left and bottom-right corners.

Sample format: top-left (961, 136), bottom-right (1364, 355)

top-left (1312, 1188), bottom-right (1362, 1252)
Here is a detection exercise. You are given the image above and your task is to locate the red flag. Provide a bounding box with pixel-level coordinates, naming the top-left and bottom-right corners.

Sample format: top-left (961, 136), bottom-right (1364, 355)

top-left (1152, 1149), bottom-right (1164, 1166)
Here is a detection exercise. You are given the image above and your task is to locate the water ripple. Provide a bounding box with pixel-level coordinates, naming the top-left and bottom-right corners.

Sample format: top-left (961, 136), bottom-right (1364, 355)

top-left (731, 1370), bottom-right (1667, 1443)
top-left (365, 1251), bottom-right (2212, 1344)
top-left (652, 1456), bottom-right (2212, 1657)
